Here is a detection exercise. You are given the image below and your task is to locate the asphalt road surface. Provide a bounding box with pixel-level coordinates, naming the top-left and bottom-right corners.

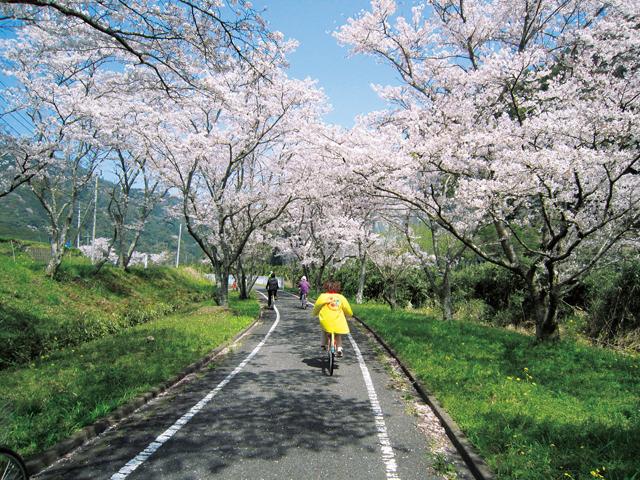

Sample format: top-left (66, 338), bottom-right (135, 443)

top-left (34, 291), bottom-right (467, 480)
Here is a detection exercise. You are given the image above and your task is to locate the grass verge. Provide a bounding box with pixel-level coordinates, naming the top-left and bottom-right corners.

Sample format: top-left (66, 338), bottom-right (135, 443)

top-left (0, 294), bottom-right (259, 458)
top-left (354, 303), bottom-right (640, 480)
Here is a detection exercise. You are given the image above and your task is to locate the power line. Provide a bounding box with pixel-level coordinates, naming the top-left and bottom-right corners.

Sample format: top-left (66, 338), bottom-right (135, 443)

top-left (0, 103), bottom-right (34, 134)
top-left (0, 79), bottom-right (35, 133)
top-left (0, 109), bottom-right (33, 135)
top-left (0, 115), bottom-right (22, 136)
top-left (0, 105), bottom-right (33, 134)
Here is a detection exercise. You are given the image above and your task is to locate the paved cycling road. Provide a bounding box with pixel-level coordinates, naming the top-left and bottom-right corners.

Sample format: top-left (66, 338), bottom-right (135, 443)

top-left (34, 292), bottom-right (470, 480)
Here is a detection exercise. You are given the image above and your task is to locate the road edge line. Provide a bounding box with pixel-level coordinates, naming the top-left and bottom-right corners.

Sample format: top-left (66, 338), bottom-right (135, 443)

top-left (348, 333), bottom-right (400, 479)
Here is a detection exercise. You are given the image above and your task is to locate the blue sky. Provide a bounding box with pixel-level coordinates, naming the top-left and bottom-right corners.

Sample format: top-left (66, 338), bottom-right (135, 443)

top-left (252, 0), bottom-right (402, 127)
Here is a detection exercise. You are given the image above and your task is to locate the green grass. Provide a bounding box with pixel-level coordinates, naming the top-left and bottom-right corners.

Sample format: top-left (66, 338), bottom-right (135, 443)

top-left (0, 238), bottom-right (214, 368)
top-left (354, 303), bottom-right (640, 480)
top-left (0, 294), bottom-right (259, 458)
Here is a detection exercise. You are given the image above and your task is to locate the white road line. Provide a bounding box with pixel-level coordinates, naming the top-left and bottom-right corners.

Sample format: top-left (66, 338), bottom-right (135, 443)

top-left (348, 333), bottom-right (401, 480)
top-left (110, 293), bottom-right (279, 480)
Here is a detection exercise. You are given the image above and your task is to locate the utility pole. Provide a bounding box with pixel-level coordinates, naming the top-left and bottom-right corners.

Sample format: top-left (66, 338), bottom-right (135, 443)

top-left (91, 176), bottom-right (98, 263)
top-left (175, 223), bottom-right (182, 268)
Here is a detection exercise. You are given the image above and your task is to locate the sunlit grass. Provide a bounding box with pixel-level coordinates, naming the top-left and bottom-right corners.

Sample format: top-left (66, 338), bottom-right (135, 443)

top-left (0, 294), bottom-right (259, 457)
top-left (354, 303), bottom-right (640, 480)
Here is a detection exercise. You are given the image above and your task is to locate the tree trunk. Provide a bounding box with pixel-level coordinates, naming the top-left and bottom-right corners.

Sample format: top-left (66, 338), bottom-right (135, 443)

top-left (534, 292), bottom-right (559, 341)
top-left (239, 269), bottom-right (249, 300)
top-left (314, 264), bottom-right (325, 291)
top-left (383, 294), bottom-right (398, 310)
top-left (440, 266), bottom-right (452, 321)
top-left (215, 265), bottom-right (230, 306)
top-left (45, 240), bottom-right (66, 277)
top-left (383, 282), bottom-right (398, 309)
top-left (527, 279), bottom-right (559, 341)
top-left (356, 252), bottom-right (367, 304)
top-left (236, 260), bottom-right (250, 300)
top-left (117, 234), bottom-right (126, 268)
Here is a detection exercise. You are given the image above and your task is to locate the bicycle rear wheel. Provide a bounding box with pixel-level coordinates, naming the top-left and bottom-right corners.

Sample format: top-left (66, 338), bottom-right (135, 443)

top-left (327, 332), bottom-right (335, 376)
top-left (0, 447), bottom-right (29, 480)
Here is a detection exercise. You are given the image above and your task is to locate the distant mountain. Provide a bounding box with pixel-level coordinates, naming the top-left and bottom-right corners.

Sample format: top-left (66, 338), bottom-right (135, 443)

top-left (0, 177), bottom-right (204, 264)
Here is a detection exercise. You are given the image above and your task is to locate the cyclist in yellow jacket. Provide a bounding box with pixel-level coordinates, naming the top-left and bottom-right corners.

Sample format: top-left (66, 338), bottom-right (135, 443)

top-left (313, 280), bottom-right (353, 357)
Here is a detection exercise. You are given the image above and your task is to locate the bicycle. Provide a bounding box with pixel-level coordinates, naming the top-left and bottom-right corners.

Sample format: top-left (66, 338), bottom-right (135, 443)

top-left (324, 331), bottom-right (337, 376)
top-left (0, 447), bottom-right (29, 480)
top-left (300, 291), bottom-right (307, 309)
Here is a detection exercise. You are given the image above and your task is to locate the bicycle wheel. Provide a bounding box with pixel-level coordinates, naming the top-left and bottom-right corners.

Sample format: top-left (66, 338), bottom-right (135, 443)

top-left (327, 332), bottom-right (335, 376)
top-left (328, 348), bottom-right (334, 376)
top-left (0, 447), bottom-right (29, 480)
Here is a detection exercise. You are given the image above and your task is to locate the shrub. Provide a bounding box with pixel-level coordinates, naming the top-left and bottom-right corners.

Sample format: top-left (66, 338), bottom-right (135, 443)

top-left (332, 259), bottom-right (432, 308)
top-left (584, 260), bottom-right (640, 348)
top-left (452, 262), bottom-right (529, 327)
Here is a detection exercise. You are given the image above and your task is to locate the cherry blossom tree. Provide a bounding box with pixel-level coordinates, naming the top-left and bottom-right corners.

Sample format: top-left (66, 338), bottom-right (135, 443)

top-left (104, 148), bottom-right (167, 270)
top-left (274, 122), bottom-right (389, 296)
top-left (29, 140), bottom-right (104, 277)
top-left (0, 0), bottom-right (285, 93)
top-left (149, 61), bottom-right (327, 306)
top-left (80, 238), bottom-right (169, 266)
top-left (382, 207), bottom-right (465, 320)
top-left (30, 140), bottom-right (103, 277)
top-left (1, 26), bottom-right (113, 276)
top-left (275, 145), bottom-right (376, 294)
top-left (0, 0), bottom-right (291, 225)
top-left (79, 237), bottom-right (117, 265)
top-left (337, 0), bottom-right (640, 340)
top-left (367, 229), bottom-right (419, 309)
top-left (93, 92), bottom-right (169, 271)
top-left (0, 136), bottom-right (53, 199)
top-left (232, 233), bottom-right (273, 300)
top-left (278, 200), bottom-right (362, 291)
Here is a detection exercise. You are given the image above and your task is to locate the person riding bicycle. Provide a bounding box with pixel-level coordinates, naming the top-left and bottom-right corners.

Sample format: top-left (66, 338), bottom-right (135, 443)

top-left (266, 272), bottom-right (279, 309)
top-left (313, 280), bottom-right (352, 357)
top-left (299, 275), bottom-right (310, 306)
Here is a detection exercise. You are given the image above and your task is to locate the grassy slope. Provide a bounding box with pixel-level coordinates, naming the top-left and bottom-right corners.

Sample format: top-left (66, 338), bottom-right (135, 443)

top-left (0, 297), bottom-right (259, 458)
top-left (0, 239), bottom-right (213, 368)
top-left (354, 303), bottom-right (640, 480)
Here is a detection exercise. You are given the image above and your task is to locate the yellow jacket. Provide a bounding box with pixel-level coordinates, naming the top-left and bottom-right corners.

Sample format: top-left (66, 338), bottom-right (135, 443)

top-left (313, 293), bottom-right (353, 334)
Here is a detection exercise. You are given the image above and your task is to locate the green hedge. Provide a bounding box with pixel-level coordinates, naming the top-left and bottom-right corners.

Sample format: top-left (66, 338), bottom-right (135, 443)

top-left (450, 262), bottom-right (530, 327)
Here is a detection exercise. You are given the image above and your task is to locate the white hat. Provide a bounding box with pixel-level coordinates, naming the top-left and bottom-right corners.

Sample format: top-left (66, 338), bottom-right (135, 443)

top-left (301, 276), bottom-right (307, 281)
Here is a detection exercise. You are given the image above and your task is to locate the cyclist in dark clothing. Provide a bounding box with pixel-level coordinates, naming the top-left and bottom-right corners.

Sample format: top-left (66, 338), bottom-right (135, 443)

top-left (266, 272), bottom-right (279, 309)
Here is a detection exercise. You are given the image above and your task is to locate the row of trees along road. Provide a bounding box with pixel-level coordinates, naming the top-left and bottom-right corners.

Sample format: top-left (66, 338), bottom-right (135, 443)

top-left (1, 0), bottom-right (638, 342)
